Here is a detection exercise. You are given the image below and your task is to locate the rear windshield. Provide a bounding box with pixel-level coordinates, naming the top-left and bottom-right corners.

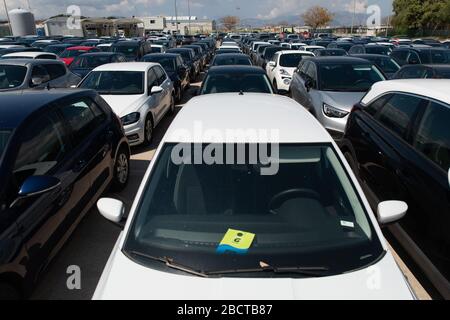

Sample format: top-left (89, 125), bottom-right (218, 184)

top-left (70, 55), bottom-right (112, 69)
top-left (0, 65), bottom-right (27, 89)
top-left (279, 54), bottom-right (307, 67)
top-left (201, 73), bottom-right (272, 94)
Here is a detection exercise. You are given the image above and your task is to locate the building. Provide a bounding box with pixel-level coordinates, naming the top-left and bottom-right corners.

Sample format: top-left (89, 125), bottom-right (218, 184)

top-left (165, 16), bottom-right (215, 35)
top-left (138, 16), bottom-right (166, 34)
top-left (44, 16), bottom-right (144, 37)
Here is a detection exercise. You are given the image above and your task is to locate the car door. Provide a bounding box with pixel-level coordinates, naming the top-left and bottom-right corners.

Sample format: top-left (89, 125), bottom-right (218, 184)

top-left (154, 65), bottom-right (171, 117)
top-left (355, 93), bottom-right (425, 203)
top-left (398, 100), bottom-right (450, 283)
top-left (8, 107), bottom-right (89, 283)
top-left (301, 61), bottom-right (318, 113)
top-left (146, 67), bottom-right (162, 124)
top-left (290, 60), bottom-right (309, 106)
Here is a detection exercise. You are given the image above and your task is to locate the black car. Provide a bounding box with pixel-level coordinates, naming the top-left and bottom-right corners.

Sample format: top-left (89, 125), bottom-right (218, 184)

top-left (44, 43), bottom-right (75, 56)
top-left (69, 52), bottom-right (127, 78)
top-left (392, 64), bottom-right (450, 79)
top-left (199, 66), bottom-right (274, 95)
top-left (390, 47), bottom-right (450, 66)
top-left (350, 54), bottom-right (401, 79)
top-left (313, 48), bottom-right (348, 56)
top-left (111, 40), bottom-right (147, 61)
top-left (142, 53), bottom-right (190, 102)
top-left (341, 83), bottom-right (450, 298)
top-left (167, 48), bottom-right (199, 79)
top-left (327, 41), bottom-right (354, 52)
top-left (348, 44), bottom-right (391, 55)
top-left (412, 39), bottom-right (443, 47)
top-left (210, 53), bottom-right (252, 67)
top-left (183, 45), bottom-right (206, 70)
top-left (0, 89), bottom-right (130, 299)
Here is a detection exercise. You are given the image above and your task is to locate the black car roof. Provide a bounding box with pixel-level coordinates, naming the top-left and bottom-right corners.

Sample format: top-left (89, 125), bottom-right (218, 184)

top-left (207, 66), bottom-right (266, 74)
top-left (112, 41), bottom-right (140, 46)
top-left (403, 64), bottom-right (450, 70)
top-left (393, 47), bottom-right (449, 52)
top-left (350, 54), bottom-right (392, 59)
top-left (213, 53), bottom-right (250, 58)
top-left (307, 56), bottom-right (373, 64)
top-left (0, 89), bottom-right (95, 128)
top-left (143, 53), bottom-right (179, 59)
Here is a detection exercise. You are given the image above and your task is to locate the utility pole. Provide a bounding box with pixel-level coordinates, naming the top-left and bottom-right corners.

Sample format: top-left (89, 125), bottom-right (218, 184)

top-left (2, 0), bottom-right (12, 35)
top-left (350, 0), bottom-right (356, 35)
top-left (187, 0), bottom-right (191, 35)
top-left (385, 15), bottom-right (391, 37)
top-left (174, 0), bottom-right (179, 35)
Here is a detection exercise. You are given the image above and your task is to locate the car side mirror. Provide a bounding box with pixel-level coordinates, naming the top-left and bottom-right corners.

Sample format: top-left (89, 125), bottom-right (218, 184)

top-left (31, 76), bottom-right (49, 86)
top-left (377, 200), bottom-right (408, 225)
top-left (10, 176), bottom-right (61, 208)
top-left (150, 85), bottom-right (164, 95)
top-left (97, 198), bottom-right (126, 227)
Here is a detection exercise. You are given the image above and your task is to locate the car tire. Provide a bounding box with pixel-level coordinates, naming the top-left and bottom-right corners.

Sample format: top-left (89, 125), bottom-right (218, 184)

top-left (175, 86), bottom-right (182, 103)
top-left (0, 283), bottom-right (21, 300)
top-left (169, 93), bottom-right (176, 115)
top-left (273, 80), bottom-right (278, 92)
top-left (111, 146), bottom-right (130, 191)
top-left (143, 115), bottom-right (154, 146)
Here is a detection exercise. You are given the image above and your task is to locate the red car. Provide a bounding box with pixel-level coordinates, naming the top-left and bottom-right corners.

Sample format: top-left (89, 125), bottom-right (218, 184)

top-left (60, 46), bottom-right (100, 66)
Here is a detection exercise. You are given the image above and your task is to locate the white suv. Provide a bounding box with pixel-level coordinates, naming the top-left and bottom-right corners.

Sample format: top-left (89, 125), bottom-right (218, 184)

top-left (94, 93), bottom-right (415, 300)
top-left (266, 50), bottom-right (314, 93)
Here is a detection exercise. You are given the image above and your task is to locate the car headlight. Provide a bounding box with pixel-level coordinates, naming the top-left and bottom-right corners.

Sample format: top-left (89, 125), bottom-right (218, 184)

top-left (323, 103), bottom-right (349, 118)
top-left (283, 78), bottom-right (291, 85)
top-left (279, 69), bottom-right (290, 76)
top-left (121, 112), bottom-right (140, 125)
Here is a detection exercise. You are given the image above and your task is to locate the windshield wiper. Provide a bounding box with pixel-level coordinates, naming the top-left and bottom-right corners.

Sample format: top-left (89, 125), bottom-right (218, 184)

top-left (129, 251), bottom-right (209, 278)
top-left (206, 261), bottom-right (330, 277)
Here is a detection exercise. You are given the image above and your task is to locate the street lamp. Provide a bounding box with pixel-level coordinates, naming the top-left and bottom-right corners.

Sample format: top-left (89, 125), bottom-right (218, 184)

top-left (174, 0), bottom-right (179, 34)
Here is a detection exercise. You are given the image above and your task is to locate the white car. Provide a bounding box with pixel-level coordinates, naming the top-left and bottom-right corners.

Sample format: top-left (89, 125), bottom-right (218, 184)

top-left (301, 45), bottom-right (325, 52)
top-left (78, 62), bottom-right (175, 146)
top-left (93, 93), bottom-right (415, 300)
top-left (266, 50), bottom-right (314, 92)
top-left (1, 51), bottom-right (58, 60)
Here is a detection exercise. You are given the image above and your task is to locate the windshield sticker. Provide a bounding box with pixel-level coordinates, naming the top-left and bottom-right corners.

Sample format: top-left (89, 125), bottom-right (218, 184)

top-left (340, 220), bottom-right (355, 228)
top-left (216, 229), bottom-right (255, 254)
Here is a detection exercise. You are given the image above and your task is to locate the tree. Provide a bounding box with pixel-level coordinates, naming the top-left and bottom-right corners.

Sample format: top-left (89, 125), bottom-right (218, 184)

top-left (220, 16), bottom-right (240, 31)
top-left (392, 0), bottom-right (450, 36)
top-left (301, 6), bottom-right (334, 30)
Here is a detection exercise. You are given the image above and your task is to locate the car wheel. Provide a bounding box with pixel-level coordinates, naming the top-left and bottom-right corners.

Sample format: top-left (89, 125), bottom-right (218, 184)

top-left (111, 147), bottom-right (130, 191)
top-left (273, 80), bottom-right (278, 92)
top-left (169, 93), bottom-right (176, 114)
top-left (0, 283), bottom-right (20, 300)
top-left (144, 115), bottom-right (153, 145)
top-left (176, 86), bottom-right (182, 103)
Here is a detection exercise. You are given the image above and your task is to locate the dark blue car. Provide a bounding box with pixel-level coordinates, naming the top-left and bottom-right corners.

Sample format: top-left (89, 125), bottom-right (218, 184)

top-left (69, 52), bottom-right (127, 78)
top-left (0, 89), bottom-right (130, 299)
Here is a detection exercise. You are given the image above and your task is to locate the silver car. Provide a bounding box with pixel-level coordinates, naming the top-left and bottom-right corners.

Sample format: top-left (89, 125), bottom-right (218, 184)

top-left (289, 56), bottom-right (386, 139)
top-left (0, 59), bottom-right (81, 92)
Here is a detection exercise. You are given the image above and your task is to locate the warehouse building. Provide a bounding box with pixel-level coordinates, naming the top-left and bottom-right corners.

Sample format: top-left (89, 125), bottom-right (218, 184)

top-left (165, 16), bottom-right (215, 35)
top-left (138, 16), bottom-right (166, 34)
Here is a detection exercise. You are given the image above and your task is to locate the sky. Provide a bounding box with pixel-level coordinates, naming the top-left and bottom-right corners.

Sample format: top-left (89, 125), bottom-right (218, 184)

top-left (1, 0), bottom-right (393, 21)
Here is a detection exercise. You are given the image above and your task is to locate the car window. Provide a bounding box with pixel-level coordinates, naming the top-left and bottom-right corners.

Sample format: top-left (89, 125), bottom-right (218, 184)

top-left (148, 68), bottom-right (158, 89)
top-left (201, 73), bottom-right (273, 94)
top-left (0, 65), bottom-right (27, 89)
top-left (414, 101), bottom-right (450, 171)
top-left (13, 110), bottom-right (68, 188)
top-left (154, 66), bottom-right (167, 84)
top-left (305, 62), bottom-right (317, 82)
top-left (31, 65), bottom-right (50, 80)
top-left (430, 51), bottom-right (449, 64)
top-left (43, 63), bottom-right (66, 80)
top-left (391, 51), bottom-right (408, 64)
top-left (59, 99), bottom-right (98, 146)
top-left (38, 54), bottom-right (57, 60)
top-left (364, 94), bottom-right (392, 117)
top-left (377, 94), bottom-right (423, 138)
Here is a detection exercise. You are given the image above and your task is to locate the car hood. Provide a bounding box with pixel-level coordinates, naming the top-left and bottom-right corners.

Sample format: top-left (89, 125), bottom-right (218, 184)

top-left (319, 91), bottom-right (366, 112)
top-left (93, 244), bottom-right (414, 300)
top-left (101, 94), bottom-right (146, 117)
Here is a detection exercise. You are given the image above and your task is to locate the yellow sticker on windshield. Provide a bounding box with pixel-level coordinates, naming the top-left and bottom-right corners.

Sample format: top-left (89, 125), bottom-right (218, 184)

top-left (216, 229), bottom-right (255, 254)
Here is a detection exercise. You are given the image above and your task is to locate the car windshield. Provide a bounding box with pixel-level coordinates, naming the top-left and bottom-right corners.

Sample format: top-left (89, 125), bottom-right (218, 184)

top-left (70, 55), bottom-right (112, 68)
top-left (60, 49), bottom-right (88, 58)
top-left (201, 72), bottom-right (272, 94)
top-left (143, 57), bottom-right (176, 71)
top-left (112, 45), bottom-right (138, 56)
top-left (279, 54), bottom-right (306, 67)
top-left (79, 71), bottom-right (144, 95)
top-left (0, 129), bottom-right (12, 159)
top-left (367, 57), bottom-right (400, 74)
top-left (319, 63), bottom-right (385, 91)
top-left (0, 65), bottom-right (26, 89)
top-left (123, 143), bottom-right (383, 277)
top-left (213, 56), bottom-right (251, 66)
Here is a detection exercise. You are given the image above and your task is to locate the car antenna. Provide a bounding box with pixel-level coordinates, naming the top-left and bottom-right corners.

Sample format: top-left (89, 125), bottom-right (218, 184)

top-left (239, 90), bottom-right (244, 95)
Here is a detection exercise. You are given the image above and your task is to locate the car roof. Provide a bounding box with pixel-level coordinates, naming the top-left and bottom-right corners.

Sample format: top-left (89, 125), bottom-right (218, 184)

top-left (112, 41), bottom-right (140, 46)
top-left (207, 65), bottom-right (266, 74)
top-left (67, 46), bottom-right (96, 50)
top-left (0, 89), bottom-right (95, 128)
top-left (351, 54), bottom-right (392, 59)
top-left (77, 52), bottom-right (118, 57)
top-left (0, 58), bottom-right (63, 66)
top-left (92, 62), bottom-right (156, 71)
top-left (213, 53), bottom-right (250, 58)
top-left (164, 93), bottom-right (331, 143)
top-left (279, 50), bottom-right (314, 55)
top-left (2, 51), bottom-right (56, 58)
top-left (143, 53), bottom-right (178, 59)
top-left (362, 79), bottom-right (450, 106)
